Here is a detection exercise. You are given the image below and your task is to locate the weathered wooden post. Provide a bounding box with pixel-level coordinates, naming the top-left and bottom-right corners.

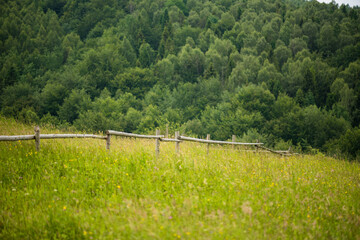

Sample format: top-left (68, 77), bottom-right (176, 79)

top-left (206, 134), bottom-right (210, 155)
top-left (106, 130), bottom-right (111, 151)
top-left (175, 131), bottom-right (180, 156)
top-left (34, 126), bottom-right (40, 151)
top-left (155, 129), bottom-right (160, 159)
top-left (232, 135), bottom-right (236, 150)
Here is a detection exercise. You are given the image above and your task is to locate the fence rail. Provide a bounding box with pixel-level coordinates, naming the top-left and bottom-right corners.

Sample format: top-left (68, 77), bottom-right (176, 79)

top-left (0, 135), bottom-right (35, 141)
top-left (160, 138), bottom-right (181, 143)
top-left (178, 136), bottom-right (263, 146)
top-left (106, 130), bottom-right (164, 139)
top-left (0, 134), bottom-right (106, 141)
top-left (0, 126), bottom-right (294, 156)
top-left (40, 134), bottom-right (107, 139)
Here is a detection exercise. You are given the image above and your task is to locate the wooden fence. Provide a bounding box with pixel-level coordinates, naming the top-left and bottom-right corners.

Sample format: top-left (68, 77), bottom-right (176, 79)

top-left (0, 126), bottom-right (293, 156)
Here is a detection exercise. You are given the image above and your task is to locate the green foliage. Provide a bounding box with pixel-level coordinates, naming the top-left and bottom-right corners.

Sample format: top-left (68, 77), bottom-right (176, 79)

top-left (273, 44), bottom-right (291, 70)
top-left (178, 44), bottom-right (205, 83)
top-left (138, 42), bottom-right (155, 68)
top-left (183, 118), bottom-right (204, 136)
top-left (138, 105), bottom-right (162, 133)
top-left (17, 107), bottom-right (40, 124)
top-left (338, 127), bottom-right (360, 160)
top-left (237, 128), bottom-right (266, 143)
top-left (58, 89), bottom-right (92, 124)
top-left (232, 84), bottom-right (275, 120)
top-left (201, 102), bottom-right (264, 140)
top-left (124, 107), bottom-right (142, 132)
top-left (111, 68), bottom-right (157, 99)
top-left (39, 82), bottom-right (67, 116)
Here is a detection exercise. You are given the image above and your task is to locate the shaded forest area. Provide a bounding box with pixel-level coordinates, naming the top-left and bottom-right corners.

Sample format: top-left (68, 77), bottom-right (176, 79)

top-left (1, 0), bottom-right (360, 159)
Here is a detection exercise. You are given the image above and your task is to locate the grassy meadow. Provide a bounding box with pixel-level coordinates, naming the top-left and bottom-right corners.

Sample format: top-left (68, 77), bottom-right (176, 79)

top-left (0, 117), bottom-right (359, 239)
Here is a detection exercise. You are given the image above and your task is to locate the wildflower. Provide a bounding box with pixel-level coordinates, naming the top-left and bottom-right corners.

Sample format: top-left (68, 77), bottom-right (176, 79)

top-left (83, 231), bottom-right (87, 236)
top-left (117, 185), bottom-right (121, 189)
top-left (63, 206), bottom-right (67, 210)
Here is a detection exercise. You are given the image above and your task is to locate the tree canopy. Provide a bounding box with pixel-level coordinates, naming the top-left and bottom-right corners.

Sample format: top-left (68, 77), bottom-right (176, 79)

top-left (1, 0), bottom-right (360, 159)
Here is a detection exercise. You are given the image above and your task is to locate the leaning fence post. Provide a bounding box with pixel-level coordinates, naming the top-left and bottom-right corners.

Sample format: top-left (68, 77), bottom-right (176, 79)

top-left (175, 131), bottom-right (180, 156)
top-left (106, 130), bottom-right (111, 151)
top-left (206, 134), bottom-right (210, 155)
top-left (155, 129), bottom-right (160, 159)
top-left (34, 126), bottom-right (40, 151)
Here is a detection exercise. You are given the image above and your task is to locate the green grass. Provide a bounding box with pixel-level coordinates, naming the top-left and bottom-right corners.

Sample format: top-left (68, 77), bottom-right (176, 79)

top-left (1, 117), bottom-right (359, 239)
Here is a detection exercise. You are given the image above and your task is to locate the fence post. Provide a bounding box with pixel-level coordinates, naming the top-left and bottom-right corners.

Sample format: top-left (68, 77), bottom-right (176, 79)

top-left (34, 126), bottom-right (40, 151)
top-left (232, 135), bottom-right (236, 150)
top-left (206, 134), bottom-right (210, 155)
top-left (106, 131), bottom-right (111, 151)
top-left (175, 131), bottom-right (180, 156)
top-left (155, 129), bottom-right (160, 159)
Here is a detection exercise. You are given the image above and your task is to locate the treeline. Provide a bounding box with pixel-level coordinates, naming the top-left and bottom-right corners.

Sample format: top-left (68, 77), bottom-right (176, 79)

top-left (1, 0), bottom-right (360, 159)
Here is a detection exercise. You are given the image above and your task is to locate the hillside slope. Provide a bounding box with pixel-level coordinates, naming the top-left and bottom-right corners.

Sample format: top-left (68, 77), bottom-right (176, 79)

top-left (0, 118), bottom-right (359, 239)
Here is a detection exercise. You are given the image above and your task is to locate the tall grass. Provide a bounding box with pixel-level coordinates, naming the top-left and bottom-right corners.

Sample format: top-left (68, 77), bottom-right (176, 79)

top-left (0, 117), bottom-right (359, 239)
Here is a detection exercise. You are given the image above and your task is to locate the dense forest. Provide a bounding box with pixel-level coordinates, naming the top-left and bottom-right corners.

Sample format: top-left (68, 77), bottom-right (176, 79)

top-left (1, 0), bottom-right (360, 159)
